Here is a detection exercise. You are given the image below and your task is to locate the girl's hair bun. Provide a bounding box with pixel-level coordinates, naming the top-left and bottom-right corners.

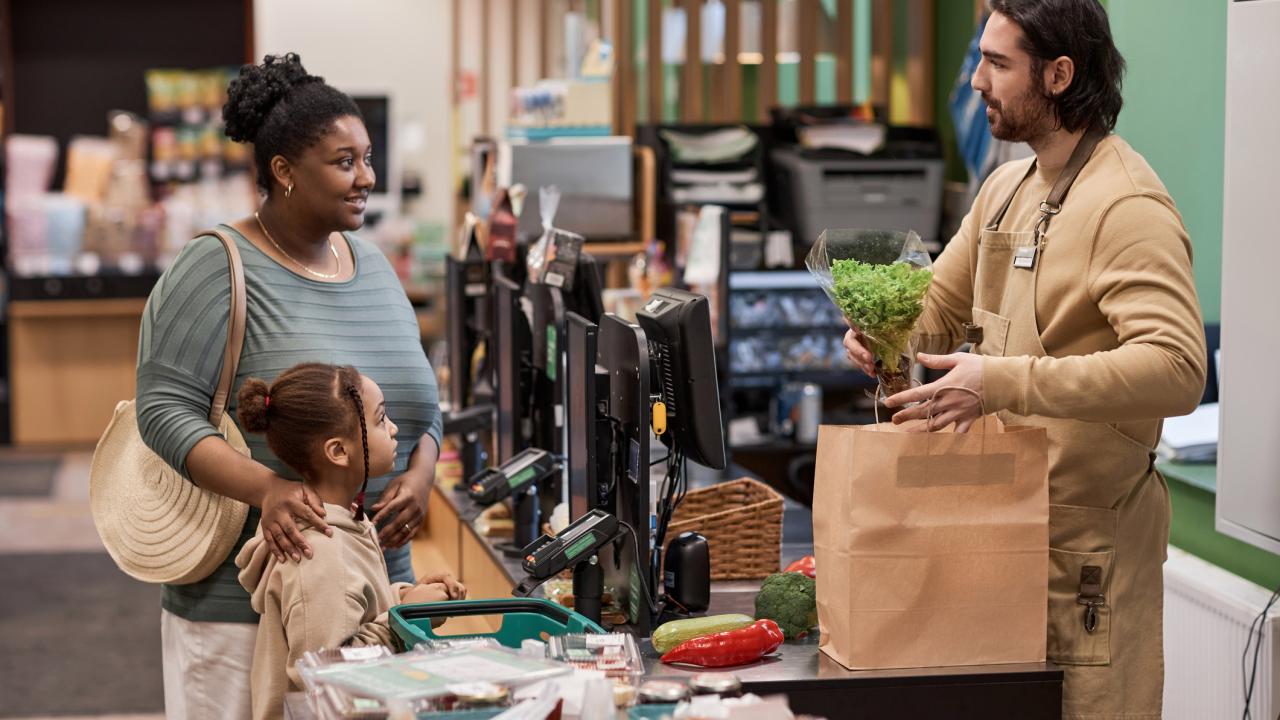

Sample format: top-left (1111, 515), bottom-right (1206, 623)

top-left (235, 377), bottom-right (272, 433)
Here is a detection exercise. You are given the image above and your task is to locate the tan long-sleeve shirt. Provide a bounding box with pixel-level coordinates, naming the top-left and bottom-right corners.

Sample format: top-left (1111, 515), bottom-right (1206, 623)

top-left (237, 504), bottom-right (410, 720)
top-left (914, 134), bottom-right (1207, 425)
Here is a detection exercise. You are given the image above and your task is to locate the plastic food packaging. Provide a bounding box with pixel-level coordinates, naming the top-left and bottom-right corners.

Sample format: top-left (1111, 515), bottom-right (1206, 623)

top-left (805, 228), bottom-right (934, 397)
top-left (526, 184), bottom-right (562, 280)
top-left (296, 645), bottom-right (396, 719)
top-left (298, 643), bottom-right (572, 718)
top-left (547, 633), bottom-right (645, 685)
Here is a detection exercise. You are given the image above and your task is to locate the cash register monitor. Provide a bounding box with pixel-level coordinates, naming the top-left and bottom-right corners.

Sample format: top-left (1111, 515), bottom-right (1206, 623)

top-left (530, 250), bottom-right (607, 496)
top-left (635, 288), bottom-right (727, 470)
top-left (566, 252), bottom-right (605, 325)
top-left (598, 313), bottom-right (655, 633)
top-left (446, 256), bottom-right (490, 409)
top-left (493, 273), bottom-right (533, 464)
top-left (565, 312), bottom-right (599, 522)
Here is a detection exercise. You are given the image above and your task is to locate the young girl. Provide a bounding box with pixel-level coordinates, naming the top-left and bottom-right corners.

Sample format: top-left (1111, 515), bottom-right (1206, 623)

top-left (234, 362), bottom-right (466, 720)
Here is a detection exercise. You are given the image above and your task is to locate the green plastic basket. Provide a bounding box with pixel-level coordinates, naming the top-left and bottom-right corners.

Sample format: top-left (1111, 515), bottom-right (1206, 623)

top-left (390, 598), bottom-right (606, 650)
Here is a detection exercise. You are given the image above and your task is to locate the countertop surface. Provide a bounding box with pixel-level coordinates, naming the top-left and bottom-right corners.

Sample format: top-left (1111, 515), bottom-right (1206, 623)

top-left (285, 464), bottom-right (1061, 719)
top-left (436, 464), bottom-right (1059, 689)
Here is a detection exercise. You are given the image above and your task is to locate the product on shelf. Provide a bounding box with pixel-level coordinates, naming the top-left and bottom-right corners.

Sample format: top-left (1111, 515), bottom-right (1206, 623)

top-left (4, 67), bottom-right (259, 280)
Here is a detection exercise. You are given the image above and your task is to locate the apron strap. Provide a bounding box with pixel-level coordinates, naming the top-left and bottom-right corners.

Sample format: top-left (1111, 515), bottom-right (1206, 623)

top-left (985, 127), bottom-right (1109, 232)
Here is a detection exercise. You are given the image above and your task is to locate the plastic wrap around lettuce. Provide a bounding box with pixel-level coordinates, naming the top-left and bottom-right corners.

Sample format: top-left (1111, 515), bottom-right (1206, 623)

top-left (805, 229), bottom-right (934, 397)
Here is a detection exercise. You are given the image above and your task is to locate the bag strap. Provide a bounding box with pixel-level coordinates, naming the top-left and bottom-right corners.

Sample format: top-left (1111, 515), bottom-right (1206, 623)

top-left (204, 229), bottom-right (248, 427)
top-left (985, 127), bottom-right (1108, 232)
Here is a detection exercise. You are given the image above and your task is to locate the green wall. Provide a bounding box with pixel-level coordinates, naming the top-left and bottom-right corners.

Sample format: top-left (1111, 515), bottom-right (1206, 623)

top-left (1166, 474), bottom-right (1280, 591)
top-left (1108, 0), bottom-right (1225, 323)
top-left (933, 1), bottom-right (980, 183)
top-left (1106, 3), bottom-right (1278, 587)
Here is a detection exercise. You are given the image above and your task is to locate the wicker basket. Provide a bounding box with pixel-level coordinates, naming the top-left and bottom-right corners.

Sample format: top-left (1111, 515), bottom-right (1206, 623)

top-left (665, 477), bottom-right (784, 580)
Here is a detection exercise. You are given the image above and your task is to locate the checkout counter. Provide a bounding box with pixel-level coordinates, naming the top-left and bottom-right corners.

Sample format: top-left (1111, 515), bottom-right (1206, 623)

top-left (286, 261), bottom-right (1063, 718)
top-left (285, 464), bottom-right (1063, 720)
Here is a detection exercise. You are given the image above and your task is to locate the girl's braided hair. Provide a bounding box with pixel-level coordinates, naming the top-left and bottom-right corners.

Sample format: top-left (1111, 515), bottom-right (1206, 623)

top-left (237, 362), bottom-right (371, 517)
top-left (343, 381), bottom-right (371, 519)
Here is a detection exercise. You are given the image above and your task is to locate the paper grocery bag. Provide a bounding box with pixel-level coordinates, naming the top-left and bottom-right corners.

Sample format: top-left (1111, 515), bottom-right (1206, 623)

top-left (813, 415), bottom-right (1049, 670)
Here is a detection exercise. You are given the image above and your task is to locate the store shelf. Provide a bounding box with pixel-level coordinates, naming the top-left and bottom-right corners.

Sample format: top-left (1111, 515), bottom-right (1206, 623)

top-left (7, 272), bottom-right (161, 302)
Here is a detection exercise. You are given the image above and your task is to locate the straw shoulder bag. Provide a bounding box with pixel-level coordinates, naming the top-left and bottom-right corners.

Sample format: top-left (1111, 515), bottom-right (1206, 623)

top-left (90, 229), bottom-right (251, 584)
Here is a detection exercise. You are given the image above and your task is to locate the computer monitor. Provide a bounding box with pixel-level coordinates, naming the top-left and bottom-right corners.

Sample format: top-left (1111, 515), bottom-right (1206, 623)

top-left (598, 313), bottom-right (655, 634)
top-left (528, 283), bottom-right (566, 454)
top-left (566, 252), bottom-right (605, 325)
top-left (445, 255), bottom-right (491, 410)
top-left (492, 272), bottom-right (533, 464)
top-left (528, 245), bottom-right (607, 500)
top-left (349, 95), bottom-right (398, 219)
top-left (635, 288), bottom-right (727, 470)
top-left (350, 96), bottom-right (389, 194)
top-left (565, 312), bottom-right (601, 523)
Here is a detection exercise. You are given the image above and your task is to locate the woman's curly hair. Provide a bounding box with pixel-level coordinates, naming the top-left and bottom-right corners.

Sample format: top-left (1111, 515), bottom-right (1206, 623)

top-left (222, 53), bottom-right (362, 194)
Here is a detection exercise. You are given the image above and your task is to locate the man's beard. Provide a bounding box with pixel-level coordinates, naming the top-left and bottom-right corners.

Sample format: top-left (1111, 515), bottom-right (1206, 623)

top-left (984, 87), bottom-right (1055, 144)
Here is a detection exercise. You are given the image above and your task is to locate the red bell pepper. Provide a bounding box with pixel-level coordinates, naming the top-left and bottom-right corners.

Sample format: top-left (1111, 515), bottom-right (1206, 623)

top-left (659, 619), bottom-right (785, 668)
top-left (784, 555), bottom-right (816, 578)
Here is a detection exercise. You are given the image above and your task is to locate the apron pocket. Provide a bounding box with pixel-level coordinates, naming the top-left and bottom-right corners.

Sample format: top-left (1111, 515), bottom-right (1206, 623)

top-left (1047, 547), bottom-right (1114, 666)
top-left (969, 307), bottom-right (1011, 358)
top-left (1047, 504), bottom-right (1116, 666)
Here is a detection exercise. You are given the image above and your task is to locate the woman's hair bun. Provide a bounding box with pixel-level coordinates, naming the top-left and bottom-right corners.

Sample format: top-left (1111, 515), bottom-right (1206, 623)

top-left (236, 377), bottom-right (272, 434)
top-left (223, 53), bottom-right (321, 143)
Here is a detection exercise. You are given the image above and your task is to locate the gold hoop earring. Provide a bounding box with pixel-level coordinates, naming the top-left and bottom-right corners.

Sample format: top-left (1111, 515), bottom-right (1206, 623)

top-left (285, 183), bottom-right (294, 199)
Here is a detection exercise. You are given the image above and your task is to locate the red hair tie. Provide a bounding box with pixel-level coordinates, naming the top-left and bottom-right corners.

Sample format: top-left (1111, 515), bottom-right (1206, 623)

top-left (264, 395), bottom-right (271, 409)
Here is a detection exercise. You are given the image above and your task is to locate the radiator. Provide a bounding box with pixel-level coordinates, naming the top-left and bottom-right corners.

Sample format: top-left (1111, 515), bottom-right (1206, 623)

top-left (1164, 546), bottom-right (1280, 719)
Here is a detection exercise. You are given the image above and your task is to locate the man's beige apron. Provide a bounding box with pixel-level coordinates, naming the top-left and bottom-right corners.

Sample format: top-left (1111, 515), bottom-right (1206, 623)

top-left (973, 138), bottom-right (1169, 719)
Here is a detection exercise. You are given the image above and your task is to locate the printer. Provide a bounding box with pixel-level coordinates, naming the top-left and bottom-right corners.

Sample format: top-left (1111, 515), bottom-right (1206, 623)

top-left (770, 126), bottom-right (945, 252)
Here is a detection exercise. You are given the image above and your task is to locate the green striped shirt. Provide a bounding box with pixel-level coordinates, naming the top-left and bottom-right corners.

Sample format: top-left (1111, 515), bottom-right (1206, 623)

top-left (136, 225), bottom-right (441, 623)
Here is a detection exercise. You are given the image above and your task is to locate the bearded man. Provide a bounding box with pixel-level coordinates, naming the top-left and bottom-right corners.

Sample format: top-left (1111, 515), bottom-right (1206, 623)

top-left (843, 1), bottom-right (1207, 717)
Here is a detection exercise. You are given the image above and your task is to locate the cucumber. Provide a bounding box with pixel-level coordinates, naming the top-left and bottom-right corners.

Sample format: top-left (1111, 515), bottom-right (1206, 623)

top-left (651, 613), bottom-right (755, 654)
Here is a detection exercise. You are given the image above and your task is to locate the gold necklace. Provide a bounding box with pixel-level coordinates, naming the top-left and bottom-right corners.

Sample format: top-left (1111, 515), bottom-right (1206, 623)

top-left (255, 211), bottom-right (341, 280)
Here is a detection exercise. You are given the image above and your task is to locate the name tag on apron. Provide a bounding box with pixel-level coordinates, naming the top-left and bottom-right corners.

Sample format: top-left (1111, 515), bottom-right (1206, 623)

top-left (1013, 245), bottom-right (1038, 269)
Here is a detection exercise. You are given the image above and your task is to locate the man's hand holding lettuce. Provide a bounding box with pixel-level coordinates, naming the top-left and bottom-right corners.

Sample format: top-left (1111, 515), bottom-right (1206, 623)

top-left (806, 229), bottom-right (934, 397)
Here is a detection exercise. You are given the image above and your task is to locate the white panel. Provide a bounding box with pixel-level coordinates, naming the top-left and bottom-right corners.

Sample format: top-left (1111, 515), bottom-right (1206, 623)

top-left (1217, 0), bottom-right (1280, 555)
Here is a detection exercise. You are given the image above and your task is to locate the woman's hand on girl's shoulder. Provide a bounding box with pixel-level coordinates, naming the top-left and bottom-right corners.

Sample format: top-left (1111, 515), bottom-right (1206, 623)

top-left (259, 474), bottom-right (332, 563)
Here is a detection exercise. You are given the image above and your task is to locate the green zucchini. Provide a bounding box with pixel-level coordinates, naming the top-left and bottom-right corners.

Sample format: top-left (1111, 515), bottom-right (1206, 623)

top-left (651, 613), bottom-right (756, 654)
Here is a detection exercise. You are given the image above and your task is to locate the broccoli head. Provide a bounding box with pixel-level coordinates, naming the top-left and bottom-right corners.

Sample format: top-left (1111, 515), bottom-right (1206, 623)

top-left (753, 571), bottom-right (818, 640)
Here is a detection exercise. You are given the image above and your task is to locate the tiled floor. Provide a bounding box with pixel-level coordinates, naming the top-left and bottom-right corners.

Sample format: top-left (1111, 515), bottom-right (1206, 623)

top-left (1, 449), bottom-right (163, 720)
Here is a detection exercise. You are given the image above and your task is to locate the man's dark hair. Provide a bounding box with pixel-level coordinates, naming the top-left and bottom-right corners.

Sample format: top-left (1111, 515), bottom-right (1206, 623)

top-left (989, 0), bottom-right (1126, 133)
top-left (223, 53), bottom-right (363, 194)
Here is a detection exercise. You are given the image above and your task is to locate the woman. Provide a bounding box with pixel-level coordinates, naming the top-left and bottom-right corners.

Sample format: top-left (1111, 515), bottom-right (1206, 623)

top-left (136, 53), bottom-right (442, 719)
